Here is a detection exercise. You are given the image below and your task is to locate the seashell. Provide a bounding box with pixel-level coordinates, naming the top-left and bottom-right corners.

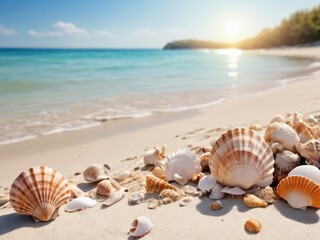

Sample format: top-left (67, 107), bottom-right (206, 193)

top-left (68, 183), bottom-right (85, 199)
top-left (159, 189), bottom-right (181, 201)
top-left (288, 165), bottom-right (320, 184)
top-left (243, 194), bottom-right (267, 208)
top-left (295, 139), bottom-right (320, 167)
top-left (83, 164), bottom-right (109, 183)
top-left (221, 186), bottom-right (246, 196)
top-left (270, 113), bottom-right (290, 124)
top-left (0, 193), bottom-right (10, 207)
top-left (145, 175), bottom-right (177, 194)
top-left (209, 183), bottom-right (225, 200)
top-left (64, 196), bottom-right (96, 212)
top-left (191, 172), bottom-right (205, 183)
top-left (96, 179), bottom-right (116, 197)
top-left (182, 185), bottom-right (203, 197)
top-left (173, 173), bottom-right (188, 185)
top-left (10, 166), bottom-right (70, 222)
top-left (293, 112), bottom-right (320, 142)
top-left (268, 142), bottom-right (284, 154)
top-left (274, 150), bottom-right (301, 182)
top-left (210, 200), bottom-right (223, 210)
top-left (103, 188), bottom-right (126, 206)
top-left (244, 219), bottom-right (262, 234)
top-left (264, 122), bottom-right (300, 152)
top-left (116, 170), bottom-right (131, 182)
top-left (164, 149), bottom-right (202, 185)
top-left (128, 192), bottom-right (145, 205)
top-left (151, 167), bottom-right (167, 181)
top-left (143, 145), bottom-right (166, 166)
top-left (209, 128), bottom-right (274, 190)
top-left (129, 216), bottom-right (153, 238)
top-left (277, 175), bottom-right (320, 209)
top-left (198, 175), bottom-right (217, 192)
top-left (147, 198), bottom-right (159, 209)
top-left (250, 186), bottom-right (277, 204)
top-left (199, 152), bottom-right (210, 171)
top-left (179, 196), bottom-right (193, 206)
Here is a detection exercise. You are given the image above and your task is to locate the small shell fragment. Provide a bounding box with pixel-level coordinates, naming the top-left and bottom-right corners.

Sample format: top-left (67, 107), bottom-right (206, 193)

top-left (65, 196), bottom-right (96, 213)
top-left (210, 200), bottom-right (223, 210)
top-left (243, 194), bottom-right (267, 208)
top-left (244, 219), bottom-right (262, 234)
top-left (198, 175), bottom-right (217, 192)
top-left (128, 192), bottom-right (145, 205)
top-left (103, 188), bottom-right (126, 206)
top-left (179, 196), bottom-right (193, 206)
top-left (147, 198), bottom-right (159, 209)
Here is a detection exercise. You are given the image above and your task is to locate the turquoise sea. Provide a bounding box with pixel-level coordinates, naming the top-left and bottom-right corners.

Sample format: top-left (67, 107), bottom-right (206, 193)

top-left (0, 48), bottom-right (318, 144)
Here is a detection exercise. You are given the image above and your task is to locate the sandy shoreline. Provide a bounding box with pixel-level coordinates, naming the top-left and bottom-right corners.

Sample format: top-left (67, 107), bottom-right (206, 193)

top-left (1, 47), bottom-right (320, 239)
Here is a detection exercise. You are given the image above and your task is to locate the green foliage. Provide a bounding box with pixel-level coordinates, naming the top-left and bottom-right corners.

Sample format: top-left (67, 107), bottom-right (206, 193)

top-left (164, 5), bottom-right (320, 50)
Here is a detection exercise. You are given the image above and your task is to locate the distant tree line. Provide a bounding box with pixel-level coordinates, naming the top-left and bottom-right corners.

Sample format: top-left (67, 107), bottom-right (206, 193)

top-left (164, 5), bottom-right (320, 49)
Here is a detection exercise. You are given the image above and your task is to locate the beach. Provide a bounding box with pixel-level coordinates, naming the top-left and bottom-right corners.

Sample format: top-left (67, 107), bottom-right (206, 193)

top-left (1, 47), bottom-right (320, 240)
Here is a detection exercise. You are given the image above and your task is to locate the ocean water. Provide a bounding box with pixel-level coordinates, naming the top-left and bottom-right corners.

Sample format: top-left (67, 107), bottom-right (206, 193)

top-left (0, 48), bottom-right (317, 145)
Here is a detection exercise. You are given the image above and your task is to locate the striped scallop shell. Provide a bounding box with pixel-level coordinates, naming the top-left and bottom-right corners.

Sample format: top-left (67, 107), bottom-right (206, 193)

top-left (277, 175), bottom-right (320, 209)
top-left (209, 128), bottom-right (274, 190)
top-left (264, 122), bottom-right (300, 152)
top-left (145, 175), bottom-right (177, 194)
top-left (10, 166), bottom-right (70, 222)
top-left (83, 164), bottom-right (109, 183)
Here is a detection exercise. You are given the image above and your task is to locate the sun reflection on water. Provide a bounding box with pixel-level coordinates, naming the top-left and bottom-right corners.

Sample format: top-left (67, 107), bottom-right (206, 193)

top-left (217, 48), bottom-right (241, 80)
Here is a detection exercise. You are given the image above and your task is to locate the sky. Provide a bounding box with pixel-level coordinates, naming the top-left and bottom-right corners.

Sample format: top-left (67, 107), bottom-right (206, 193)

top-left (0, 0), bottom-right (319, 48)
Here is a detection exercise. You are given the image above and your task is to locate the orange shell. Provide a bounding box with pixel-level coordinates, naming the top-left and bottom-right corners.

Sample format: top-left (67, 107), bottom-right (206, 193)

top-left (96, 179), bottom-right (116, 197)
top-left (209, 128), bottom-right (274, 190)
top-left (277, 175), bottom-right (320, 209)
top-left (10, 166), bottom-right (70, 222)
top-left (145, 175), bottom-right (177, 194)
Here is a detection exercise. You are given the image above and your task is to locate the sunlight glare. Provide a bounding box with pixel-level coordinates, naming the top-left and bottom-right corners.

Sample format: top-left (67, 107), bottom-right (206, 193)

top-left (226, 22), bottom-right (240, 36)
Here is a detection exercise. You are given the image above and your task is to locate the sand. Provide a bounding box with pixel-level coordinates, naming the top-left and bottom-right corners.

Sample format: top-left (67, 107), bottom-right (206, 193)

top-left (1, 47), bottom-right (320, 240)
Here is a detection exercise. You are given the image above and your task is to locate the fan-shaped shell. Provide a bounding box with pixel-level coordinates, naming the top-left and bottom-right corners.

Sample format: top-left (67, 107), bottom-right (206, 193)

top-left (83, 164), bottom-right (109, 183)
top-left (10, 166), bottom-right (70, 222)
top-left (164, 149), bottom-right (202, 184)
top-left (277, 175), bottom-right (320, 209)
top-left (130, 216), bottom-right (153, 238)
top-left (145, 175), bottom-right (177, 194)
top-left (288, 165), bottom-right (320, 184)
top-left (209, 128), bottom-right (275, 190)
top-left (264, 122), bottom-right (300, 152)
top-left (96, 179), bottom-right (116, 197)
top-left (64, 196), bottom-right (96, 212)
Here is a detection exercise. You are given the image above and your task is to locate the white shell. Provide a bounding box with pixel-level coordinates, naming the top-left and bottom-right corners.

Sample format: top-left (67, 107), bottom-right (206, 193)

top-left (116, 170), bottom-right (131, 182)
top-left (143, 145), bottom-right (166, 166)
top-left (164, 149), bottom-right (202, 184)
top-left (264, 122), bottom-right (300, 152)
top-left (221, 186), bottom-right (246, 195)
top-left (64, 196), bottom-right (96, 212)
top-left (288, 165), bottom-right (320, 184)
top-left (83, 164), bottom-right (109, 183)
top-left (102, 188), bottom-right (126, 206)
top-left (209, 128), bottom-right (274, 190)
top-left (179, 196), bottom-right (193, 206)
top-left (198, 175), bottom-right (217, 192)
top-left (209, 183), bottom-right (225, 200)
top-left (130, 216), bottom-right (153, 238)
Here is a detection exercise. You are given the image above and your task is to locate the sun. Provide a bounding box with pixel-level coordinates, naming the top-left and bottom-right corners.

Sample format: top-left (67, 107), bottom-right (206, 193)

top-left (226, 22), bottom-right (240, 36)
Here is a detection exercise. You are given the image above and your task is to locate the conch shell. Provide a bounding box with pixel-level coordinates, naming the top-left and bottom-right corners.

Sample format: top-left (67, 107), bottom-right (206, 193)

top-left (163, 149), bottom-right (202, 185)
top-left (209, 128), bottom-right (274, 190)
top-left (243, 194), bottom-right (267, 208)
top-left (10, 166), bottom-right (70, 222)
top-left (295, 139), bottom-right (320, 167)
top-left (145, 175), bottom-right (177, 194)
top-left (264, 122), bottom-right (300, 152)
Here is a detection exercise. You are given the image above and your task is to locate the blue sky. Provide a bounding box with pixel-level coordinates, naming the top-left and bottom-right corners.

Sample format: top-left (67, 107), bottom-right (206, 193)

top-left (0, 0), bottom-right (319, 48)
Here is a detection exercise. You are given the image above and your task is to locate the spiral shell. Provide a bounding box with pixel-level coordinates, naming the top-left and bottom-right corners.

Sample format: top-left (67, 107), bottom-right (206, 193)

top-left (10, 166), bottom-right (70, 222)
top-left (83, 164), bottom-right (109, 183)
top-left (277, 175), bottom-right (320, 209)
top-left (145, 175), bottom-right (177, 194)
top-left (243, 194), bottom-right (267, 208)
top-left (96, 179), bottom-right (116, 197)
top-left (209, 128), bottom-right (274, 190)
top-left (210, 200), bottom-right (223, 210)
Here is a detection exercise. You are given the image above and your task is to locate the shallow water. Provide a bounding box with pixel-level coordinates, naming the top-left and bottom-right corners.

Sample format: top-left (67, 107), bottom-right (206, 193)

top-left (0, 48), bottom-right (317, 144)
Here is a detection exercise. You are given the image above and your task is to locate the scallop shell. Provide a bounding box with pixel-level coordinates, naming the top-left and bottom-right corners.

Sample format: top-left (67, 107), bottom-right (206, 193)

top-left (209, 128), bottom-right (274, 190)
top-left (243, 194), bottom-right (267, 208)
top-left (164, 149), bottom-right (202, 185)
top-left (130, 216), bottom-right (153, 238)
top-left (264, 122), bottom-right (300, 152)
top-left (295, 139), bottom-right (320, 167)
top-left (145, 175), bottom-right (177, 194)
top-left (143, 145), bottom-right (166, 166)
top-left (10, 166), bottom-right (70, 222)
top-left (83, 164), bottom-right (109, 183)
top-left (210, 200), bottom-right (223, 210)
top-left (244, 219), bottom-right (262, 234)
top-left (179, 196), bottom-right (193, 206)
top-left (198, 175), bottom-right (217, 192)
top-left (64, 196), bottom-right (96, 212)
top-left (96, 179), bottom-right (116, 197)
top-left (209, 183), bottom-right (225, 200)
top-left (277, 175), bottom-right (320, 209)
top-left (288, 165), bottom-right (320, 184)
top-left (102, 188), bottom-right (126, 206)
top-left (274, 150), bottom-right (301, 182)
